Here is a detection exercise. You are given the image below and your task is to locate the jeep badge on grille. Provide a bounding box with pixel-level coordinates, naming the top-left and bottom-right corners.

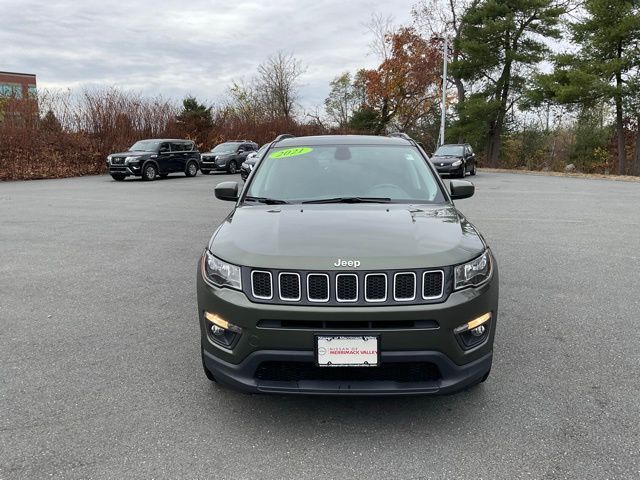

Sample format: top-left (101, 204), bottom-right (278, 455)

top-left (333, 258), bottom-right (361, 268)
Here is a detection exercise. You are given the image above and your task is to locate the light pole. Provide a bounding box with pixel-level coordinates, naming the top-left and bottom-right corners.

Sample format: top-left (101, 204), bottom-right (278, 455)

top-left (439, 35), bottom-right (448, 146)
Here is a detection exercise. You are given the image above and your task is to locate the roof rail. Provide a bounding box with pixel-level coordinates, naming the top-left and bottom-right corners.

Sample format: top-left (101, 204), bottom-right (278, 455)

top-left (387, 132), bottom-right (413, 141)
top-left (273, 134), bottom-right (295, 143)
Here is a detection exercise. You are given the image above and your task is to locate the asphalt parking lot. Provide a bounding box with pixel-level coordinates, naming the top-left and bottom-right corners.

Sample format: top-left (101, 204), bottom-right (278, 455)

top-left (1, 171), bottom-right (639, 479)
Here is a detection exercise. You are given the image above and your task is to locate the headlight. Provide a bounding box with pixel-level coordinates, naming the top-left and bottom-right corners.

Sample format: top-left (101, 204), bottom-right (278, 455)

top-left (203, 251), bottom-right (242, 290)
top-left (125, 156), bottom-right (139, 164)
top-left (454, 250), bottom-right (492, 290)
top-left (452, 159), bottom-right (462, 167)
top-left (107, 155), bottom-right (112, 162)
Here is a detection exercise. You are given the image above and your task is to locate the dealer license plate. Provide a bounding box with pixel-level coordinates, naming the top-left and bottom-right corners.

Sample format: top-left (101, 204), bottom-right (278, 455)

top-left (316, 335), bottom-right (379, 367)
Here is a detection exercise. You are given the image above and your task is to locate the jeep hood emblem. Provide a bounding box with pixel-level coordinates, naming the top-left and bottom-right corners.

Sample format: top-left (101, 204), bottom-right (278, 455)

top-left (334, 258), bottom-right (361, 268)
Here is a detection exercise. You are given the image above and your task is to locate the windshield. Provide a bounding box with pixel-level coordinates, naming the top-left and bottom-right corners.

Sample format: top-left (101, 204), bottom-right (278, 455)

top-left (211, 143), bottom-right (240, 154)
top-left (129, 140), bottom-right (160, 152)
top-left (434, 145), bottom-right (464, 156)
top-left (245, 144), bottom-right (445, 204)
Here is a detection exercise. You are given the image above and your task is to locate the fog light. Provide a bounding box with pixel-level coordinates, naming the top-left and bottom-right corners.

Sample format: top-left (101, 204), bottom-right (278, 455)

top-left (454, 312), bottom-right (491, 349)
top-left (454, 312), bottom-right (491, 334)
top-left (470, 325), bottom-right (486, 337)
top-left (204, 312), bottom-right (241, 347)
top-left (211, 324), bottom-right (225, 336)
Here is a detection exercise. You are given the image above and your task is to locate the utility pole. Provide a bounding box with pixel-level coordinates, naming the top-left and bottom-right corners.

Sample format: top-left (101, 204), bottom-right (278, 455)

top-left (439, 36), bottom-right (448, 146)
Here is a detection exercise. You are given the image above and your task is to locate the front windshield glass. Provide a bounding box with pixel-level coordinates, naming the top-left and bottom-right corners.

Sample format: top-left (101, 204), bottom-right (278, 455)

top-left (129, 140), bottom-right (160, 152)
top-left (211, 143), bottom-right (240, 154)
top-left (434, 145), bottom-right (464, 156)
top-left (245, 144), bottom-right (445, 204)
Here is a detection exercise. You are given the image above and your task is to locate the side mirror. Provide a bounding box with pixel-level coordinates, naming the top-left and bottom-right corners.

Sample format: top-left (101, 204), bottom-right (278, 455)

top-left (214, 181), bottom-right (239, 201)
top-left (449, 180), bottom-right (475, 200)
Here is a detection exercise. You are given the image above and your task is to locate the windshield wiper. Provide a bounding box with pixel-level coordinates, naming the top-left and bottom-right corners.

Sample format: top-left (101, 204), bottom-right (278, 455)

top-left (244, 196), bottom-right (290, 205)
top-left (302, 197), bottom-right (391, 204)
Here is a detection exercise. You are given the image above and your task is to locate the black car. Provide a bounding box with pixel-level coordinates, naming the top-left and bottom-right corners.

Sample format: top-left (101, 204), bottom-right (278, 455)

top-left (431, 144), bottom-right (477, 178)
top-left (240, 143), bottom-right (269, 180)
top-left (200, 140), bottom-right (258, 175)
top-left (107, 139), bottom-right (200, 181)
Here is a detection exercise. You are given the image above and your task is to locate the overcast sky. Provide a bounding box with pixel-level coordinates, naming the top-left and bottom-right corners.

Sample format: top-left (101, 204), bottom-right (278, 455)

top-left (1, 0), bottom-right (417, 110)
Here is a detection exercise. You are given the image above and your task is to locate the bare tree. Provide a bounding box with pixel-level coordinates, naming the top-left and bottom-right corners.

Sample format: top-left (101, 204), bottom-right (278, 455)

top-left (365, 13), bottom-right (395, 62)
top-left (256, 52), bottom-right (306, 120)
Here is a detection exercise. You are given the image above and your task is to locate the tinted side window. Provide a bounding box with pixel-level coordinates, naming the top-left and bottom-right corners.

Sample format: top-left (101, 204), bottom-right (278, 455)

top-left (170, 142), bottom-right (184, 152)
top-left (159, 142), bottom-right (170, 153)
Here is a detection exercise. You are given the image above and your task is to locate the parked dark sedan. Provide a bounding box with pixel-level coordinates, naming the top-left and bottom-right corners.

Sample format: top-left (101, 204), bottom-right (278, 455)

top-left (200, 140), bottom-right (258, 174)
top-left (106, 139), bottom-right (200, 181)
top-left (432, 144), bottom-right (477, 178)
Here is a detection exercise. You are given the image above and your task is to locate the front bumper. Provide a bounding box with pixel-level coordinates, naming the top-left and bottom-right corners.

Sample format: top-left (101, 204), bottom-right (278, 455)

top-left (435, 164), bottom-right (463, 175)
top-left (197, 258), bottom-right (498, 395)
top-left (108, 165), bottom-right (141, 176)
top-left (199, 159), bottom-right (226, 171)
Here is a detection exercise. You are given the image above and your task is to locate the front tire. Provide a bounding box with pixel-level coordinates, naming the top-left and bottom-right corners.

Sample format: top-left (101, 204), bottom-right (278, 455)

top-left (110, 174), bottom-right (126, 181)
top-left (470, 163), bottom-right (477, 176)
top-left (228, 161), bottom-right (237, 174)
top-left (142, 163), bottom-right (157, 181)
top-left (185, 161), bottom-right (198, 177)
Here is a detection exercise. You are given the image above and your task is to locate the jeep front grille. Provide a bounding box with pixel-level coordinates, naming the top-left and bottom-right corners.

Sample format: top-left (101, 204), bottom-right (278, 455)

top-left (244, 268), bottom-right (449, 306)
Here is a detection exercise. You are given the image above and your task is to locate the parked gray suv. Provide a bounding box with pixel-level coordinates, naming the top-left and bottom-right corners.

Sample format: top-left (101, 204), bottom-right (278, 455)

top-left (200, 140), bottom-right (258, 174)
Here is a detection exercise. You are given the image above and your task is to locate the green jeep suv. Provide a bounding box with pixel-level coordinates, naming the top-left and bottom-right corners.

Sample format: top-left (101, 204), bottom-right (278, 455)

top-left (197, 134), bottom-right (498, 395)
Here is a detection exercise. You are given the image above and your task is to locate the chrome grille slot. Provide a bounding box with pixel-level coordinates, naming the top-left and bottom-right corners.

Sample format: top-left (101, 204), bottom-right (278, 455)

top-left (365, 273), bottom-right (387, 302)
top-left (307, 273), bottom-right (330, 302)
top-left (251, 271), bottom-right (273, 299)
top-left (394, 272), bottom-right (416, 301)
top-left (336, 274), bottom-right (358, 302)
top-left (278, 272), bottom-right (300, 301)
top-left (422, 270), bottom-right (444, 299)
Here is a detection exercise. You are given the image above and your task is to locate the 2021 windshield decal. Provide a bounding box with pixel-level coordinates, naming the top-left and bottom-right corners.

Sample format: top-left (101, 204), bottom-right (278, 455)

top-left (269, 147), bottom-right (313, 158)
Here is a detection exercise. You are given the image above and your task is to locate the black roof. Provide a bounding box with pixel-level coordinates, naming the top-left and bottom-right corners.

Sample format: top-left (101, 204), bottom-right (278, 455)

top-left (277, 135), bottom-right (412, 147)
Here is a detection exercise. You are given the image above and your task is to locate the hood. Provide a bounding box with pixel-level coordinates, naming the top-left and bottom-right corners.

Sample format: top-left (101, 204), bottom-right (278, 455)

top-left (209, 204), bottom-right (485, 270)
top-left (431, 155), bottom-right (462, 164)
